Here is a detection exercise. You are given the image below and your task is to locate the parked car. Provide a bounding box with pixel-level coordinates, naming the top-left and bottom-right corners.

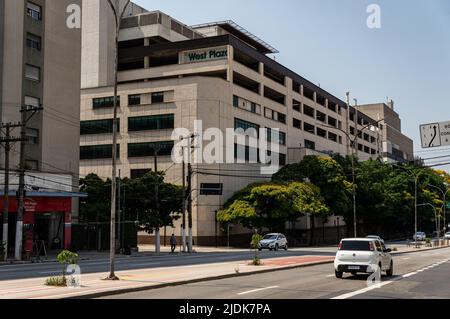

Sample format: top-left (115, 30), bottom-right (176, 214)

top-left (366, 235), bottom-right (385, 244)
top-left (258, 233), bottom-right (288, 251)
top-left (413, 232), bottom-right (427, 241)
top-left (444, 232), bottom-right (450, 240)
top-left (334, 238), bottom-right (393, 279)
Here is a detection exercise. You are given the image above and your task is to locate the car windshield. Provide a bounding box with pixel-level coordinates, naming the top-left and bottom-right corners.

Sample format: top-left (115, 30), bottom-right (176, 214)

top-left (263, 235), bottom-right (278, 240)
top-left (340, 241), bottom-right (372, 251)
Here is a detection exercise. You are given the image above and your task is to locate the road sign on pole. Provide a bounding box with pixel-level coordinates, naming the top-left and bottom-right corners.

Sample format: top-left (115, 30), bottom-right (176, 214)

top-left (420, 121), bottom-right (450, 148)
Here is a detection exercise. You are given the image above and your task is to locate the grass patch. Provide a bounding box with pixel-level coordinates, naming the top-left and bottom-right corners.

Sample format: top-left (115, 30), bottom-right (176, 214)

top-left (45, 276), bottom-right (67, 287)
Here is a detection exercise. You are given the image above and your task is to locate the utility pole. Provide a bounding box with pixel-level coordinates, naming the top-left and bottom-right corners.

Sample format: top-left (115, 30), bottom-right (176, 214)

top-left (117, 170), bottom-right (121, 254)
top-left (106, 0), bottom-right (131, 281)
top-left (1, 123), bottom-right (23, 261)
top-left (154, 148), bottom-right (160, 255)
top-left (187, 162), bottom-right (193, 253)
top-left (181, 153), bottom-right (187, 253)
top-left (352, 99), bottom-right (359, 238)
top-left (15, 105), bottom-right (42, 261)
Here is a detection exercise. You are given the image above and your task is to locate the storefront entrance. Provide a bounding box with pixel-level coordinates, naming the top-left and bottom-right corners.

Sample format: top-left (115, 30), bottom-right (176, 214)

top-left (34, 212), bottom-right (65, 251)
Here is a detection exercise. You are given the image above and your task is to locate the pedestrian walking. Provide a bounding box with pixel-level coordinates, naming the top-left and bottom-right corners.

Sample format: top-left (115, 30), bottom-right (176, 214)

top-left (170, 234), bottom-right (177, 253)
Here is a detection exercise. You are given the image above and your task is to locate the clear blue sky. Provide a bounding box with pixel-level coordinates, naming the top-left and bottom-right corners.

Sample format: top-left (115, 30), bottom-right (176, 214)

top-left (134, 0), bottom-right (450, 172)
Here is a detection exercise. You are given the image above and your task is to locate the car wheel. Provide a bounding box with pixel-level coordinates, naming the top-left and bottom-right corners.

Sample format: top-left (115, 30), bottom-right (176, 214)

top-left (258, 248), bottom-right (262, 251)
top-left (275, 244), bottom-right (279, 251)
top-left (284, 244), bottom-right (288, 251)
top-left (386, 261), bottom-right (394, 277)
top-left (335, 270), bottom-right (343, 279)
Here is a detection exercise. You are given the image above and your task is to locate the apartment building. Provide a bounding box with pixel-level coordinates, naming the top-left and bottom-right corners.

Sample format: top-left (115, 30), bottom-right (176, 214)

top-left (80, 3), bottom-right (411, 245)
top-left (357, 101), bottom-right (414, 163)
top-left (0, 0), bottom-right (83, 254)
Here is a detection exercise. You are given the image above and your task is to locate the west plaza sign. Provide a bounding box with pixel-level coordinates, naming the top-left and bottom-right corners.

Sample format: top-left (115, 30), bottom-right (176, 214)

top-left (180, 46), bottom-right (228, 64)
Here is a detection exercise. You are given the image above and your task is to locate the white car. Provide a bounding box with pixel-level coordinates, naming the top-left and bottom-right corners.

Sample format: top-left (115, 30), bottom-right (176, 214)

top-left (413, 232), bottom-right (426, 241)
top-left (334, 238), bottom-right (393, 279)
top-left (444, 232), bottom-right (450, 240)
top-left (258, 233), bottom-right (288, 251)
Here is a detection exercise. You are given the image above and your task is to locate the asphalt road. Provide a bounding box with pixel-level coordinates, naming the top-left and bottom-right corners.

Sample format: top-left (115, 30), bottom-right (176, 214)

top-left (0, 248), bottom-right (335, 281)
top-left (99, 247), bottom-right (450, 299)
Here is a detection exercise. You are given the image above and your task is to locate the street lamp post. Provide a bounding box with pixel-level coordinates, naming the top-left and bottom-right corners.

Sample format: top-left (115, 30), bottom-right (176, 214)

top-left (105, 0), bottom-right (131, 281)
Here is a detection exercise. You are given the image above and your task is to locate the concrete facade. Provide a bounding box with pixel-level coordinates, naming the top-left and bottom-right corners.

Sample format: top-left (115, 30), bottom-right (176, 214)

top-left (357, 102), bottom-right (414, 163)
top-left (80, 6), bottom-right (412, 245)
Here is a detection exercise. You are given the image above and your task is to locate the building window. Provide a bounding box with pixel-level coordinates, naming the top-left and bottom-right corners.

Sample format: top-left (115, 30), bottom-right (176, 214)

top-left (233, 95), bottom-right (261, 115)
top-left (266, 128), bottom-right (286, 145)
top-left (80, 145), bottom-right (119, 160)
top-left (25, 64), bottom-right (40, 82)
top-left (317, 127), bottom-right (327, 139)
top-left (264, 107), bottom-right (286, 124)
top-left (151, 92), bottom-right (164, 104)
top-left (128, 141), bottom-right (174, 158)
top-left (24, 96), bottom-right (40, 107)
top-left (80, 119), bottom-right (119, 135)
top-left (316, 110), bottom-right (326, 123)
top-left (27, 2), bottom-right (41, 21)
top-left (128, 94), bottom-right (141, 106)
top-left (305, 139), bottom-right (316, 150)
top-left (200, 183), bottom-right (223, 196)
top-left (304, 122), bottom-right (315, 135)
top-left (293, 100), bottom-right (301, 112)
top-left (26, 128), bottom-right (39, 144)
top-left (26, 33), bottom-right (41, 51)
top-left (130, 169), bottom-right (152, 179)
top-left (233, 95), bottom-right (239, 108)
top-left (234, 118), bottom-right (260, 136)
top-left (293, 118), bottom-right (302, 130)
top-left (93, 96), bottom-right (120, 109)
top-left (128, 114), bottom-right (174, 132)
top-left (303, 104), bottom-right (315, 118)
top-left (328, 132), bottom-right (338, 143)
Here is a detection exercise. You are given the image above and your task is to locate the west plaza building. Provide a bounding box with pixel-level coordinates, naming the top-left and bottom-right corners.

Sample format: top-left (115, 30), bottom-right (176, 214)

top-left (80, 1), bottom-right (413, 246)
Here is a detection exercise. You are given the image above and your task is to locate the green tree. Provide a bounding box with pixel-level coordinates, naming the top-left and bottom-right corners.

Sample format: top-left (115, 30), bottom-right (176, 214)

top-left (79, 174), bottom-right (111, 222)
top-left (124, 171), bottom-right (183, 235)
top-left (217, 182), bottom-right (328, 235)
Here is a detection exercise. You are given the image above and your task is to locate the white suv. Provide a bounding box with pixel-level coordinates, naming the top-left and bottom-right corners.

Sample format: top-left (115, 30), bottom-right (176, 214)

top-left (334, 238), bottom-right (393, 279)
top-left (258, 233), bottom-right (288, 251)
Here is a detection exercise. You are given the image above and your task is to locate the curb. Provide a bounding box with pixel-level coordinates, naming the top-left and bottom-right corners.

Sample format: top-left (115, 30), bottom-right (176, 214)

top-left (68, 259), bottom-right (334, 299)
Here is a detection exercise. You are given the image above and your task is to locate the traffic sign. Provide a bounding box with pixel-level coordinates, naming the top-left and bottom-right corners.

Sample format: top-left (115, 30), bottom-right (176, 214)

top-left (420, 121), bottom-right (450, 148)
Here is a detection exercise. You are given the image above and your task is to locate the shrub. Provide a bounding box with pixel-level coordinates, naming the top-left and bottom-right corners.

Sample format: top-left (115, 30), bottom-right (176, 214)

top-left (45, 276), bottom-right (67, 287)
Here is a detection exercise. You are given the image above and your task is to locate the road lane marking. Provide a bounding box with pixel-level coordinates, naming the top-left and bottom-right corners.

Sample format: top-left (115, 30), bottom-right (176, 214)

top-left (326, 275), bottom-right (335, 278)
top-left (333, 258), bottom-right (450, 299)
top-left (238, 286), bottom-right (279, 296)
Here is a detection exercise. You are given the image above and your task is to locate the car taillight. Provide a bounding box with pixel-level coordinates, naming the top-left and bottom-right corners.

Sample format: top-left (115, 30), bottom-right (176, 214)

top-left (369, 242), bottom-right (375, 251)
